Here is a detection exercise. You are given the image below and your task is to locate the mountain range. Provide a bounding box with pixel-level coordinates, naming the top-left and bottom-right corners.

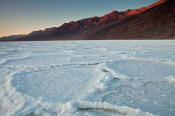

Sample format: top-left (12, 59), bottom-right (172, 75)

top-left (0, 0), bottom-right (175, 41)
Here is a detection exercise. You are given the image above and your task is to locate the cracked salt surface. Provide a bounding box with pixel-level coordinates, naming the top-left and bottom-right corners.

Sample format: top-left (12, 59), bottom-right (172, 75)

top-left (0, 40), bottom-right (175, 116)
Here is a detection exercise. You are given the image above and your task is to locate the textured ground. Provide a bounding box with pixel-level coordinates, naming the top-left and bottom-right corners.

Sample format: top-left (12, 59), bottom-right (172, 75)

top-left (0, 40), bottom-right (175, 116)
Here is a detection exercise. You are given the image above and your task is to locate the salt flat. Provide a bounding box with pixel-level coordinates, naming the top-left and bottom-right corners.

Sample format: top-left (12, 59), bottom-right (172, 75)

top-left (0, 40), bottom-right (175, 116)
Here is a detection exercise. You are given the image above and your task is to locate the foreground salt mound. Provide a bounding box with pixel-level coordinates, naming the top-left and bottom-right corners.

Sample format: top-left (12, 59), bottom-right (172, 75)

top-left (3, 63), bottom-right (157, 116)
top-left (0, 69), bottom-right (157, 116)
top-left (94, 59), bottom-right (175, 116)
top-left (22, 101), bottom-right (157, 116)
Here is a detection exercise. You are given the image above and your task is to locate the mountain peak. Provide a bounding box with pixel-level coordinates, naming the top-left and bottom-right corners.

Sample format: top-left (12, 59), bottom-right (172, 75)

top-left (109, 10), bottom-right (119, 14)
top-left (124, 0), bottom-right (167, 16)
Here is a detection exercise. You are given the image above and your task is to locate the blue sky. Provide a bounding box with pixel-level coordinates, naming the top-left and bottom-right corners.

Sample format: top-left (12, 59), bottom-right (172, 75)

top-left (0, 0), bottom-right (158, 36)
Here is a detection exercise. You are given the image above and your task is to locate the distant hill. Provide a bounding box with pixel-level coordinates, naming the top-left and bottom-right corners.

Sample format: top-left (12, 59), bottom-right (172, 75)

top-left (0, 35), bottom-right (26, 41)
top-left (0, 0), bottom-right (174, 41)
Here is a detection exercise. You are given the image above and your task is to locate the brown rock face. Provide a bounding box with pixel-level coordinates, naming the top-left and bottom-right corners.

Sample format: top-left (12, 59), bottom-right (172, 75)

top-left (86, 0), bottom-right (175, 39)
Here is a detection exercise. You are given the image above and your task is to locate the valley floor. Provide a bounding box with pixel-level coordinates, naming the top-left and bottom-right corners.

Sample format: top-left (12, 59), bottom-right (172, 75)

top-left (0, 40), bottom-right (175, 116)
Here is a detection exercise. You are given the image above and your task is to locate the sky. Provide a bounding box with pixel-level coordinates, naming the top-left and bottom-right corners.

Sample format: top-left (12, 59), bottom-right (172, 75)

top-left (0, 0), bottom-right (158, 37)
